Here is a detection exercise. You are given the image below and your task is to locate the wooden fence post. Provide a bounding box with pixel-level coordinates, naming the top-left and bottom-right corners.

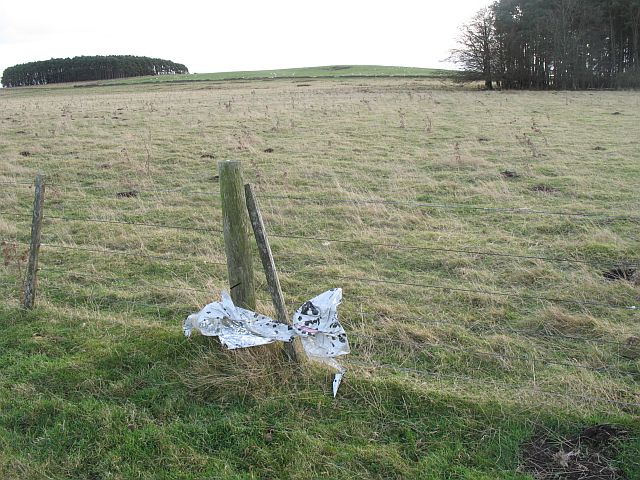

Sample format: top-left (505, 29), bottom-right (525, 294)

top-left (218, 161), bottom-right (256, 310)
top-left (23, 174), bottom-right (45, 309)
top-left (245, 183), bottom-right (306, 363)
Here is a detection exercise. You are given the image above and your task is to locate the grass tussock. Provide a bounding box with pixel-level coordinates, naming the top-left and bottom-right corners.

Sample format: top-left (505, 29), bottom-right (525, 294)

top-left (182, 343), bottom-right (332, 404)
top-left (538, 305), bottom-right (603, 335)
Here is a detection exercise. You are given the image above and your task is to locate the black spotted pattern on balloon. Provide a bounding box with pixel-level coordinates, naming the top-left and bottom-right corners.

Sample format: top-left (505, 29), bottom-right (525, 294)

top-left (301, 301), bottom-right (319, 316)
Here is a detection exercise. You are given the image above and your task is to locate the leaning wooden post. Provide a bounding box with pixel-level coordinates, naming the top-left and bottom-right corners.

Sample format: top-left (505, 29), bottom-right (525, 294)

top-left (218, 161), bottom-right (256, 310)
top-left (245, 183), bottom-right (306, 363)
top-left (23, 174), bottom-right (45, 309)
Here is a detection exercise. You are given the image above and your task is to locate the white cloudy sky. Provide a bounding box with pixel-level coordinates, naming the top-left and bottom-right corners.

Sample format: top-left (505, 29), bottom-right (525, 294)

top-left (0, 0), bottom-right (490, 77)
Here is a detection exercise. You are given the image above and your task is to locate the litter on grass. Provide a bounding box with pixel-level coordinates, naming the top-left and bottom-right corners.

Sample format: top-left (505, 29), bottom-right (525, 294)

top-left (184, 288), bottom-right (350, 396)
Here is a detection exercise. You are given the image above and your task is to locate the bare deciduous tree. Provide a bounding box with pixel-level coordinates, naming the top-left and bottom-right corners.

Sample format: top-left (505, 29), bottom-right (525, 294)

top-left (449, 7), bottom-right (498, 90)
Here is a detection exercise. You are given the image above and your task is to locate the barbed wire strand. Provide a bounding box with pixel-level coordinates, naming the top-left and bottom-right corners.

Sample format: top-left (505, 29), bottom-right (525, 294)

top-left (7, 234), bottom-right (637, 308)
top-left (282, 269), bottom-right (639, 311)
top-left (345, 359), bottom-right (640, 409)
top-left (0, 181), bottom-right (33, 186)
top-left (267, 232), bottom-right (635, 268)
top-left (286, 302), bottom-right (634, 349)
top-left (0, 181), bottom-right (218, 196)
top-left (343, 309), bottom-right (634, 348)
top-left (39, 267), bottom-right (220, 295)
top-left (44, 215), bottom-right (224, 234)
top-left (0, 211), bottom-right (31, 218)
top-left (258, 194), bottom-right (640, 222)
top-left (25, 220), bottom-right (615, 279)
top-left (283, 296), bottom-right (636, 349)
top-left (12, 210), bottom-right (633, 268)
top-left (31, 268), bottom-right (640, 349)
top-left (3, 182), bottom-right (637, 221)
top-left (40, 242), bottom-right (227, 265)
top-left (35, 267), bottom-right (634, 376)
top-left (39, 282), bottom-right (195, 312)
top-left (347, 333), bottom-right (638, 377)
top-left (327, 273), bottom-right (639, 311)
top-left (31, 270), bottom-right (639, 377)
top-left (4, 215), bottom-right (638, 271)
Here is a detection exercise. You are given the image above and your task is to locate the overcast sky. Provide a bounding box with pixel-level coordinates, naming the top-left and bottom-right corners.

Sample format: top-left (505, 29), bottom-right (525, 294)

top-left (0, 0), bottom-right (490, 77)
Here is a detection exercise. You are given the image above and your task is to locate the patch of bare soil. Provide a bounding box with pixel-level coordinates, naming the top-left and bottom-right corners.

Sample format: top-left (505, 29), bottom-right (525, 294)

top-left (520, 424), bottom-right (628, 479)
top-left (116, 190), bottom-right (138, 198)
top-left (501, 170), bottom-right (520, 178)
top-left (531, 184), bottom-right (559, 194)
top-left (602, 266), bottom-right (637, 282)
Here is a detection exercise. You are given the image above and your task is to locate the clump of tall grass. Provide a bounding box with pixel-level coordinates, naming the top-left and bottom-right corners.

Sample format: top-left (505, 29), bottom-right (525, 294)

top-left (181, 343), bottom-right (333, 403)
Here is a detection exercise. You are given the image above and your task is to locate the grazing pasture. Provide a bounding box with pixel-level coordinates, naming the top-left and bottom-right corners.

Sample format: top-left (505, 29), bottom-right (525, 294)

top-left (1, 75), bottom-right (639, 479)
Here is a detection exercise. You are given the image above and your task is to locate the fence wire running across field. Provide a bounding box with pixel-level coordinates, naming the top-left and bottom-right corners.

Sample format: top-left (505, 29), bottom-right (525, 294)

top-left (346, 332), bottom-right (639, 378)
top-left (1, 180), bottom-right (639, 413)
top-left (257, 193), bottom-right (640, 222)
top-left (39, 242), bottom-right (226, 265)
top-left (2, 179), bottom-right (638, 220)
top-left (3, 208), bottom-right (640, 271)
top-left (31, 262), bottom-right (640, 351)
top-left (6, 209), bottom-right (636, 270)
top-left (7, 233), bottom-right (638, 313)
top-left (0, 180), bottom-right (218, 196)
top-left (344, 359), bottom-right (640, 411)
top-left (341, 309), bottom-right (635, 349)
top-left (265, 232), bottom-right (637, 269)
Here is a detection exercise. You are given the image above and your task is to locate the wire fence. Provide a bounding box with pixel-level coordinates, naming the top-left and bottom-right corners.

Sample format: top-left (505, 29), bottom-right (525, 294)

top-left (344, 359), bottom-right (640, 410)
top-left (3, 183), bottom-right (639, 316)
top-left (0, 180), bottom-right (217, 196)
top-left (41, 242), bottom-right (227, 264)
top-left (278, 265), bottom-right (639, 310)
top-left (2, 182), bottom-right (639, 312)
top-left (1, 180), bottom-right (639, 412)
top-left (258, 193), bottom-right (640, 222)
top-left (15, 260), bottom-right (638, 351)
top-left (331, 273), bottom-right (638, 310)
top-left (8, 235), bottom-right (637, 312)
top-left (346, 332), bottom-right (638, 378)
top-left (264, 231), bottom-right (634, 269)
top-left (342, 309), bottom-right (634, 348)
top-left (4, 211), bottom-right (638, 270)
top-left (2, 179), bottom-right (639, 221)
top-left (45, 215), bottom-right (224, 233)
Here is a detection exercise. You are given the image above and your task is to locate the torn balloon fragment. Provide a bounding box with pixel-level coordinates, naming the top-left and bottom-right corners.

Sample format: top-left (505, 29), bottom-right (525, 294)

top-left (183, 288), bottom-right (349, 396)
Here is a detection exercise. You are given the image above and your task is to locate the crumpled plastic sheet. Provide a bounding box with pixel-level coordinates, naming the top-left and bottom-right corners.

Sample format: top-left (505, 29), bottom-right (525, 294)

top-left (183, 288), bottom-right (350, 396)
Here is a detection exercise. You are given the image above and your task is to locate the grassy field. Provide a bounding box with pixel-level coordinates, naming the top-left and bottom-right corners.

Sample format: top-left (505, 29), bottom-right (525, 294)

top-left (0, 76), bottom-right (639, 479)
top-left (75, 65), bottom-right (455, 86)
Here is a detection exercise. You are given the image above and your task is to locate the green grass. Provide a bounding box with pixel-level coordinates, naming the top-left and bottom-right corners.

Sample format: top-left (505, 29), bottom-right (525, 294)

top-left (0, 77), bottom-right (639, 478)
top-left (78, 65), bottom-right (455, 86)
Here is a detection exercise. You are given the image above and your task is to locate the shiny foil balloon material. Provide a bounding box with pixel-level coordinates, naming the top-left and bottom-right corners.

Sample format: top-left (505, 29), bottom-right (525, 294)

top-left (184, 288), bottom-right (349, 396)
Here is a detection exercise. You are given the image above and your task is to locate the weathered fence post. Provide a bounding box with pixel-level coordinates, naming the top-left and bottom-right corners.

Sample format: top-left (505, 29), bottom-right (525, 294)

top-left (218, 161), bottom-right (256, 310)
top-left (23, 174), bottom-right (45, 309)
top-left (245, 183), bottom-right (306, 363)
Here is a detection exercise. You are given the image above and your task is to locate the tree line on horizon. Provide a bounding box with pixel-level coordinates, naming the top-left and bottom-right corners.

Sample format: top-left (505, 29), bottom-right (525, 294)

top-left (450, 0), bottom-right (640, 89)
top-left (1, 55), bottom-right (189, 88)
